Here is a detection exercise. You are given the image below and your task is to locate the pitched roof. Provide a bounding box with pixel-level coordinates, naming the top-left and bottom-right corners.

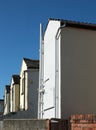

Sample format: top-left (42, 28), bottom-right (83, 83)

top-left (23, 58), bottom-right (39, 69)
top-left (48, 18), bottom-right (96, 30)
top-left (12, 75), bottom-right (20, 84)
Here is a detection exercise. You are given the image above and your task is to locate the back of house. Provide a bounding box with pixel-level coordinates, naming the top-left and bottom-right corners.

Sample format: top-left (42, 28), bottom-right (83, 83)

top-left (38, 18), bottom-right (96, 119)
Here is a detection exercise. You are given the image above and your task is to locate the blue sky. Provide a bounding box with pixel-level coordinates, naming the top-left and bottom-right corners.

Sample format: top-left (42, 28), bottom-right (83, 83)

top-left (0, 0), bottom-right (96, 99)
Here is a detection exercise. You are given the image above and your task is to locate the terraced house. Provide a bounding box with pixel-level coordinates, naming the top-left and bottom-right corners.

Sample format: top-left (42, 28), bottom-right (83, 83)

top-left (38, 18), bottom-right (96, 119)
top-left (10, 75), bottom-right (20, 113)
top-left (4, 85), bottom-right (10, 115)
top-left (20, 58), bottom-right (39, 118)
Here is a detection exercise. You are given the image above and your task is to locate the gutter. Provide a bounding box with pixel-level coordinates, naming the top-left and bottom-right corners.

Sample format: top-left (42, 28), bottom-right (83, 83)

top-left (55, 24), bottom-right (66, 40)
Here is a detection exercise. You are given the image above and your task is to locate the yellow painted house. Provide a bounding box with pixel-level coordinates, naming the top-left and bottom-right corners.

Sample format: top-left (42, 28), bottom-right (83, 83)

top-left (10, 75), bottom-right (20, 113)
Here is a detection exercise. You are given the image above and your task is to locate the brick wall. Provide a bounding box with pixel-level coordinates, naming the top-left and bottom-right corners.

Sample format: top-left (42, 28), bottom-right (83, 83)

top-left (3, 115), bottom-right (96, 130)
top-left (70, 114), bottom-right (96, 130)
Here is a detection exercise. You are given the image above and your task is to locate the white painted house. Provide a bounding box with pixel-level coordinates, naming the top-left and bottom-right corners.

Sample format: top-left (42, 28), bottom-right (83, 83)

top-left (4, 85), bottom-right (10, 115)
top-left (10, 75), bottom-right (20, 113)
top-left (38, 18), bottom-right (96, 119)
top-left (20, 58), bottom-right (39, 118)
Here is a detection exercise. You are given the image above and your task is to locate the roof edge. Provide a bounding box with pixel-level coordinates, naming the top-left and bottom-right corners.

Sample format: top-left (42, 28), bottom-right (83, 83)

top-left (48, 18), bottom-right (96, 30)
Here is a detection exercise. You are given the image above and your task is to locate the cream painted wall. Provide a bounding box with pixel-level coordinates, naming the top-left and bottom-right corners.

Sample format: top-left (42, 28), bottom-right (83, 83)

top-left (20, 60), bottom-right (27, 110)
top-left (14, 84), bottom-right (19, 112)
top-left (61, 27), bottom-right (96, 118)
top-left (10, 78), bottom-right (20, 112)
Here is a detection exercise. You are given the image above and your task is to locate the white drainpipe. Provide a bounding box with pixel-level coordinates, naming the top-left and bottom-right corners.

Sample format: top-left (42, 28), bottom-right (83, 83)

top-left (38, 23), bottom-right (44, 119)
top-left (55, 24), bottom-right (66, 118)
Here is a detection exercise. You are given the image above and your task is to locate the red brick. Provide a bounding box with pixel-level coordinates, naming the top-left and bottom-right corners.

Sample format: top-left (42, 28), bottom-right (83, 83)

top-left (70, 114), bottom-right (96, 130)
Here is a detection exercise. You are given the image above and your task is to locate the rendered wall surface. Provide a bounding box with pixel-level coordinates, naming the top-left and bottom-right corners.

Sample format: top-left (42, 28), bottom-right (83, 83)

top-left (4, 93), bottom-right (10, 115)
top-left (10, 79), bottom-right (14, 112)
top-left (18, 58), bottom-right (39, 118)
top-left (61, 27), bottom-right (96, 118)
top-left (2, 119), bottom-right (68, 130)
top-left (14, 84), bottom-right (19, 112)
top-left (0, 121), bottom-right (3, 130)
top-left (28, 70), bottom-right (39, 118)
top-left (40, 20), bottom-right (96, 119)
top-left (20, 60), bottom-right (27, 110)
top-left (43, 20), bottom-right (60, 118)
top-left (2, 115), bottom-right (96, 130)
top-left (3, 119), bottom-right (50, 130)
top-left (10, 78), bottom-right (20, 113)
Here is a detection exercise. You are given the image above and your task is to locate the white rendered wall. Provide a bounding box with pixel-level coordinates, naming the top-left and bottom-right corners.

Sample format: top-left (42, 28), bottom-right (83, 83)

top-left (43, 20), bottom-right (60, 118)
top-left (55, 31), bottom-right (61, 118)
top-left (10, 78), bottom-right (14, 112)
